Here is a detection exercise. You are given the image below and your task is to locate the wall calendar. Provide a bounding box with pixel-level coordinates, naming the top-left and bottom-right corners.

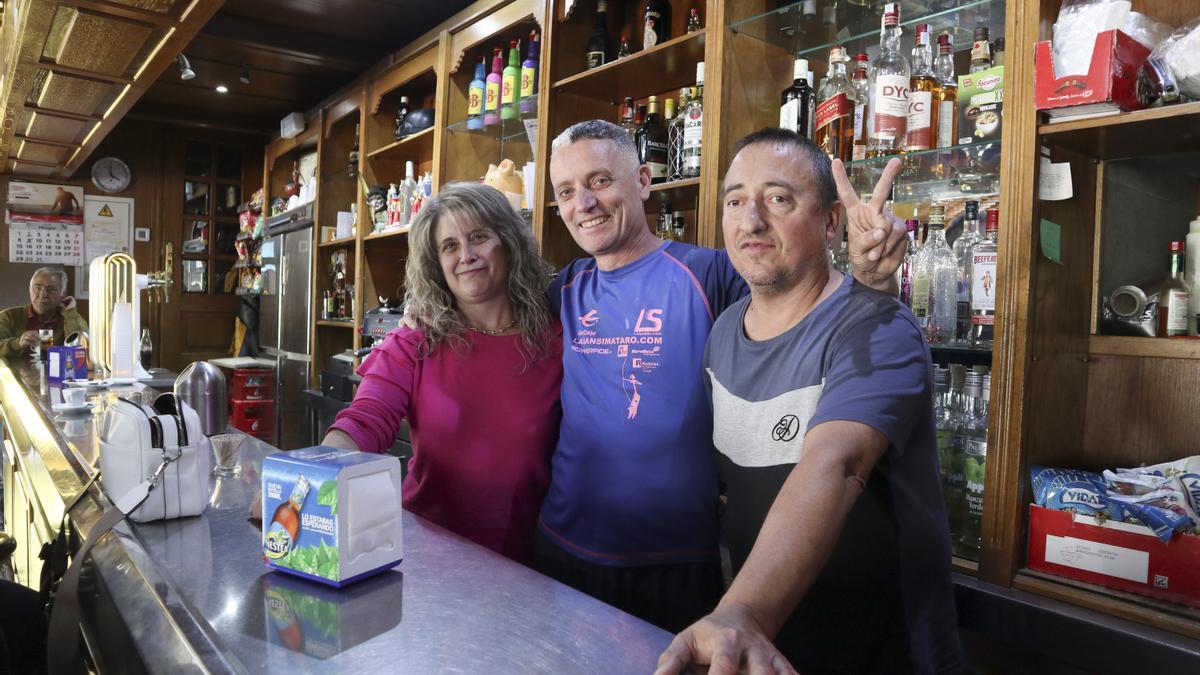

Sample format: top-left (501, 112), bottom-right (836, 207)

top-left (9, 221), bottom-right (85, 265)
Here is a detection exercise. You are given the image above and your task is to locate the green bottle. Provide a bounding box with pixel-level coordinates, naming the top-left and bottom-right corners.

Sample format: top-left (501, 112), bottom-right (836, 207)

top-left (501, 39), bottom-right (521, 120)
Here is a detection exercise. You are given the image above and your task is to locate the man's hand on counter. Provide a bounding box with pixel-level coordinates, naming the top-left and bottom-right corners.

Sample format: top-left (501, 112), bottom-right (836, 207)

top-left (654, 602), bottom-right (797, 675)
top-left (18, 331), bottom-right (38, 351)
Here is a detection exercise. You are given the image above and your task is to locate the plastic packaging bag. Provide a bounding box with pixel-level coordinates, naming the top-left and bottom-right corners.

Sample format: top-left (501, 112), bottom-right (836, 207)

top-left (1122, 11), bottom-right (1175, 51)
top-left (1139, 17), bottom-right (1200, 106)
top-left (1052, 0), bottom-right (1132, 77)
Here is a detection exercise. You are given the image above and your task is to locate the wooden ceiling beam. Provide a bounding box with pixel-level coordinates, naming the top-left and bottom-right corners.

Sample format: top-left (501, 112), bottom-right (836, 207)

top-left (39, 59), bottom-right (135, 85)
top-left (26, 105), bottom-right (102, 123)
top-left (200, 13), bottom-right (370, 72)
top-left (14, 134), bottom-right (78, 149)
top-left (58, 0), bottom-right (179, 28)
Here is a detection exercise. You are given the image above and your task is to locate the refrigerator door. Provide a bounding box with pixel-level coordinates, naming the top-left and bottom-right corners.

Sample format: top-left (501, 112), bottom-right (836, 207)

top-left (276, 356), bottom-right (311, 450)
top-left (259, 235), bottom-right (281, 351)
top-left (279, 228), bottom-right (312, 357)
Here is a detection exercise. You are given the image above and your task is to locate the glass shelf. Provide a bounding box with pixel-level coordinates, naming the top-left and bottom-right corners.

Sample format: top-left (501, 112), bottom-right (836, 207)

top-left (445, 96), bottom-right (538, 144)
top-left (844, 139), bottom-right (1001, 203)
top-left (729, 0), bottom-right (1004, 62)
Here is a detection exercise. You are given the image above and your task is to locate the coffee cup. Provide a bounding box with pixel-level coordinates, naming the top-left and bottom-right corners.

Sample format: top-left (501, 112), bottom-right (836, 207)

top-left (63, 387), bottom-right (87, 406)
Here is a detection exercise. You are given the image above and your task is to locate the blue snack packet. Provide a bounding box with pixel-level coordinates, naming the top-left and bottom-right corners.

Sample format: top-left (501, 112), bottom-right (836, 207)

top-left (1031, 466), bottom-right (1107, 511)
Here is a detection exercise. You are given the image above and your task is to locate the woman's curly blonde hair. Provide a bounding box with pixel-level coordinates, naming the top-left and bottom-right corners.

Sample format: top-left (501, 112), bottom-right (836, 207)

top-left (402, 181), bottom-right (555, 366)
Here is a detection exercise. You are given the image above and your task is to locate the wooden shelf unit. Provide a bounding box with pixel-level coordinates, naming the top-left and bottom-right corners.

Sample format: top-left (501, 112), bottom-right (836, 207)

top-left (251, 0), bottom-right (1200, 644)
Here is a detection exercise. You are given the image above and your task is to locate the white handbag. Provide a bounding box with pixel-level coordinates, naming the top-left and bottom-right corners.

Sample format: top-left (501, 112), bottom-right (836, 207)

top-left (98, 394), bottom-right (213, 522)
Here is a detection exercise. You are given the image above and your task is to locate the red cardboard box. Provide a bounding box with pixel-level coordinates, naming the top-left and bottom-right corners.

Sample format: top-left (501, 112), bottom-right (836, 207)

top-left (1035, 29), bottom-right (1150, 120)
top-left (1027, 504), bottom-right (1200, 608)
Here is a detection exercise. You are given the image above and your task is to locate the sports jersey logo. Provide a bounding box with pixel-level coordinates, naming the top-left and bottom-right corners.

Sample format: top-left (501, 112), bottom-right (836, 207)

top-left (633, 308), bottom-right (663, 333)
top-left (772, 415), bottom-right (800, 442)
top-left (578, 309), bottom-right (599, 327)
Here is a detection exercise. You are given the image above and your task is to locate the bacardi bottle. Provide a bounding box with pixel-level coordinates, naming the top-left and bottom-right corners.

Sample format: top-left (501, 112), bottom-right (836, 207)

top-left (585, 0), bottom-right (610, 69)
top-left (681, 62), bottom-right (704, 178)
top-left (780, 57), bottom-right (814, 139)
top-left (913, 203), bottom-right (957, 343)
top-left (1158, 240), bottom-right (1191, 337)
top-left (851, 52), bottom-right (870, 160)
top-left (867, 3), bottom-right (910, 157)
top-left (954, 201), bottom-right (981, 344)
top-left (814, 46), bottom-right (855, 162)
top-left (905, 23), bottom-right (937, 154)
top-left (636, 96), bottom-right (669, 183)
top-left (970, 207), bottom-right (1000, 348)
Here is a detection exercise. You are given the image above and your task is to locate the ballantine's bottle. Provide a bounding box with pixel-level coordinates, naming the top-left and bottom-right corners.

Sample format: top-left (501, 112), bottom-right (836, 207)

top-left (265, 475), bottom-right (310, 560)
top-left (519, 31), bottom-right (540, 115)
top-left (484, 48), bottom-right (503, 128)
top-left (501, 39), bottom-right (521, 120)
top-left (467, 56), bottom-right (486, 131)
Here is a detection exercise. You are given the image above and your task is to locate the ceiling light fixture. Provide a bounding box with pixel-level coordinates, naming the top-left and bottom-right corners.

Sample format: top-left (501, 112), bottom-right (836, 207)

top-left (239, 68), bottom-right (250, 85)
top-left (176, 53), bottom-right (195, 80)
top-left (215, 84), bottom-right (229, 94)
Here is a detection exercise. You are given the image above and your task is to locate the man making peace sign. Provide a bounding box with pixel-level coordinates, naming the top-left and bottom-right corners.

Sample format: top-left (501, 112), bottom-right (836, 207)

top-left (656, 129), bottom-right (964, 675)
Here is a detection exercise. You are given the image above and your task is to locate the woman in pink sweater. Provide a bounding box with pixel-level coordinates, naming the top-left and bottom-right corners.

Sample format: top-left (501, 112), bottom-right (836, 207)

top-left (325, 182), bottom-right (562, 562)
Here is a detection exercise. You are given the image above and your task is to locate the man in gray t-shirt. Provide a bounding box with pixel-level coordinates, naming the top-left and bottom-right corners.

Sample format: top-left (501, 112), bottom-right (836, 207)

top-left (656, 130), bottom-right (963, 675)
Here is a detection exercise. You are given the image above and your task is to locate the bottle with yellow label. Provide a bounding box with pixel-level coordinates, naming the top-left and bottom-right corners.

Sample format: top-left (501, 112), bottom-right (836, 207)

top-left (501, 39), bottom-right (520, 120)
top-left (519, 31), bottom-right (539, 115)
top-left (264, 475), bottom-right (310, 560)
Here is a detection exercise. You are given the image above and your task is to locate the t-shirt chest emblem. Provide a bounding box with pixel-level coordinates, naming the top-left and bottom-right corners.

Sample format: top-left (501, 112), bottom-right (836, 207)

top-left (772, 414), bottom-right (801, 442)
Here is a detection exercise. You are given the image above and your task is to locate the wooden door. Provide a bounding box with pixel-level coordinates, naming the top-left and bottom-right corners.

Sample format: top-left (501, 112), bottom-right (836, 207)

top-left (158, 137), bottom-right (251, 372)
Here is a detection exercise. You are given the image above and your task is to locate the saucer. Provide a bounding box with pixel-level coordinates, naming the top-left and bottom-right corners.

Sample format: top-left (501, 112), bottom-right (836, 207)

top-left (64, 379), bottom-right (108, 388)
top-left (107, 377), bottom-right (137, 386)
top-left (52, 402), bottom-right (95, 415)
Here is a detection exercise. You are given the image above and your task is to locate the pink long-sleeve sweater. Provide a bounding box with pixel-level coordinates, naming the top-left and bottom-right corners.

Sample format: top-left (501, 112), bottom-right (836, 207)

top-left (330, 323), bottom-right (563, 562)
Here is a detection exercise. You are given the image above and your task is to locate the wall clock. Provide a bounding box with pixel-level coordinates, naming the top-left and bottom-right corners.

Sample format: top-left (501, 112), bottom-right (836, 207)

top-left (91, 156), bottom-right (132, 194)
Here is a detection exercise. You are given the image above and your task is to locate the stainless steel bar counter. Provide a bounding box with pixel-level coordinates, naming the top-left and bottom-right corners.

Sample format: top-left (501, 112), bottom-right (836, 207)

top-left (0, 357), bottom-right (672, 673)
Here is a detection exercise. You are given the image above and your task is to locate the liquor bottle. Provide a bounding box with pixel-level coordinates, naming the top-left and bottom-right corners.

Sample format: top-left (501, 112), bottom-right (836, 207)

top-left (912, 203), bottom-right (957, 343)
top-left (348, 123), bottom-right (360, 169)
top-left (969, 26), bottom-right (992, 74)
top-left (394, 96), bottom-right (409, 140)
top-left (992, 38), bottom-right (1006, 67)
top-left (899, 218), bottom-right (919, 307)
top-left (814, 46), bottom-right (855, 162)
top-left (1158, 240), bottom-right (1191, 337)
top-left (520, 31), bottom-right (540, 115)
top-left (657, 202), bottom-right (673, 239)
top-left (1187, 216), bottom-right (1200, 335)
top-left (687, 8), bottom-right (701, 33)
top-left (501, 39), bottom-right (521, 120)
top-left (933, 365), bottom-right (950, 481)
top-left (942, 364), bottom-right (967, 538)
top-left (617, 35), bottom-right (631, 59)
top-left (398, 161), bottom-right (417, 228)
top-left (954, 201), bottom-right (980, 344)
top-left (139, 328), bottom-right (153, 367)
top-left (780, 57), bottom-right (814, 139)
top-left (636, 96), bottom-right (669, 182)
top-left (954, 371), bottom-right (987, 559)
top-left (586, 0), bottom-right (610, 69)
top-left (850, 53), bottom-right (870, 160)
top-left (934, 33), bottom-right (958, 150)
top-left (643, 0), bottom-right (672, 50)
top-left (672, 211), bottom-right (685, 240)
top-left (970, 207), bottom-right (1000, 347)
top-left (265, 475), bottom-right (310, 559)
top-left (867, 3), bottom-right (910, 157)
top-left (467, 56), bottom-right (486, 130)
top-left (832, 226), bottom-right (850, 273)
top-left (681, 62), bottom-right (704, 179)
top-left (906, 23), bottom-right (938, 154)
top-left (619, 96), bottom-right (637, 138)
top-left (484, 48), bottom-right (503, 127)
top-left (668, 88), bottom-right (689, 180)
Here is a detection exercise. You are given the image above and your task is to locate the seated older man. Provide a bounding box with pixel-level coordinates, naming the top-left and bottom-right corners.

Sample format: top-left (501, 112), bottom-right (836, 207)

top-left (0, 267), bottom-right (88, 358)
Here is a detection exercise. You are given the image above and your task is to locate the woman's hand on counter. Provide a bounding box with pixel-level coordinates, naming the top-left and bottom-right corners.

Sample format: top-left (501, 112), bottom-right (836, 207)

top-left (321, 429), bottom-right (361, 451)
top-left (654, 601), bottom-right (797, 675)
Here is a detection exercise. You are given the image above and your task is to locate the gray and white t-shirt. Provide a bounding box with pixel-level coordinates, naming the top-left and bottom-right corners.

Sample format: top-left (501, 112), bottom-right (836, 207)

top-left (705, 274), bottom-right (963, 674)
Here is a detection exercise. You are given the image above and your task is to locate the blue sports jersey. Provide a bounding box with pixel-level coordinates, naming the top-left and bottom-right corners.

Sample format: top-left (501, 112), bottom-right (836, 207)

top-left (538, 241), bottom-right (748, 566)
